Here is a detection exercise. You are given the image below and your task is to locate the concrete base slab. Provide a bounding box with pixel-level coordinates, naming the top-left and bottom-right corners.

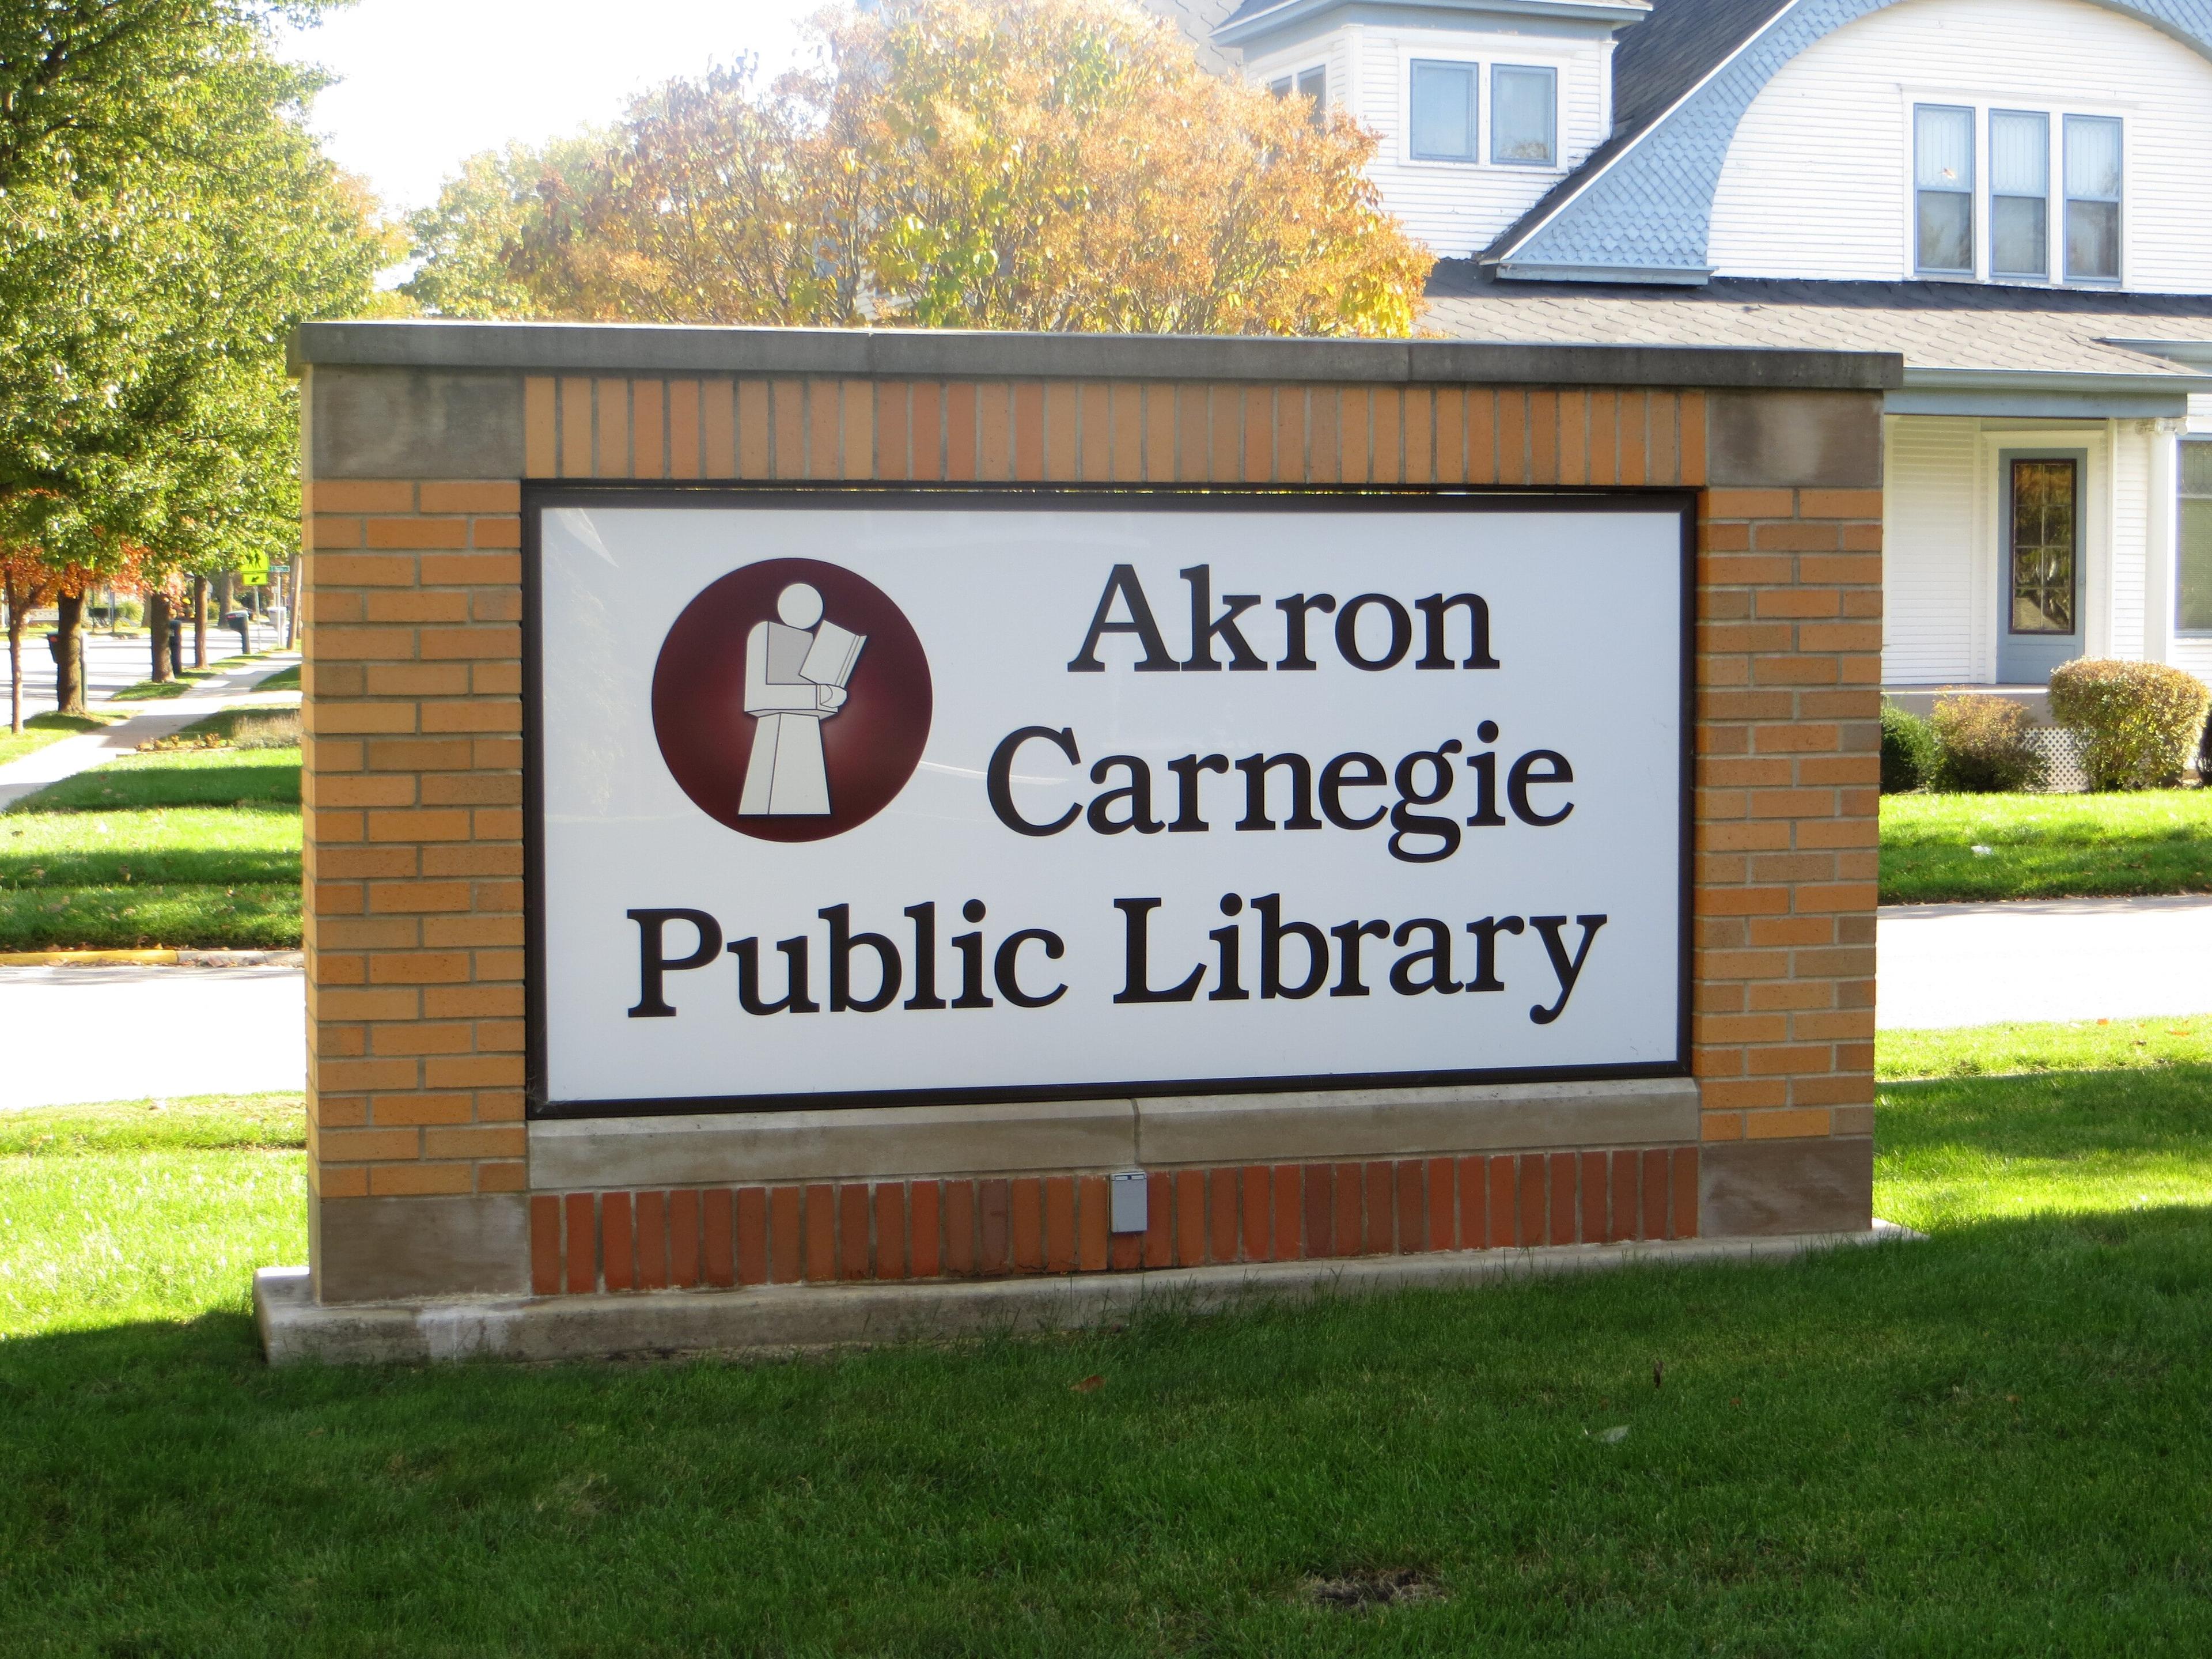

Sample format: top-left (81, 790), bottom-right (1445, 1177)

top-left (256, 1223), bottom-right (1918, 1366)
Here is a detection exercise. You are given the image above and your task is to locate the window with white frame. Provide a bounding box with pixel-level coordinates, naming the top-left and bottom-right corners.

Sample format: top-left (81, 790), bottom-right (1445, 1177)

top-left (2179, 440), bottom-right (2212, 634)
top-left (1491, 65), bottom-right (1557, 166)
top-left (1988, 111), bottom-right (2048, 279)
top-left (1914, 104), bottom-right (1975, 276)
top-left (2065, 115), bottom-right (2123, 282)
top-left (1408, 60), bottom-right (1478, 161)
top-left (1268, 65), bottom-right (1328, 129)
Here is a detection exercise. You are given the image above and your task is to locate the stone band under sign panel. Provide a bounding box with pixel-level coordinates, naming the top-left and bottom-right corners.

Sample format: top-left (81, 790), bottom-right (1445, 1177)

top-left (531, 490), bottom-right (1690, 1115)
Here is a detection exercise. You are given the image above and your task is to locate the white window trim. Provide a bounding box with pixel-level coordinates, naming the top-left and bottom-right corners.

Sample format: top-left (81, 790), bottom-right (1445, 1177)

top-left (1260, 58), bottom-right (1331, 112)
top-left (1897, 92), bottom-right (2131, 289)
top-left (1404, 54), bottom-right (1481, 165)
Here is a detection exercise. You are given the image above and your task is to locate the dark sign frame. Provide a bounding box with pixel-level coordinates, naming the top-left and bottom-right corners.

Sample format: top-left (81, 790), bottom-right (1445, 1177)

top-left (522, 484), bottom-right (1696, 1119)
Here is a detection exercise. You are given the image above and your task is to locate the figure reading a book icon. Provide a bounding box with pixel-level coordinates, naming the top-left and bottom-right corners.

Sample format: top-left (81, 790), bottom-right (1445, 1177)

top-left (738, 582), bottom-right (868, 817)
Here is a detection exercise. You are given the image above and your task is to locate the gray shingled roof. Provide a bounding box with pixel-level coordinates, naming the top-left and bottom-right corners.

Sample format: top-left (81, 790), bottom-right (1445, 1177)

top-left (1136, 0), bottom-right (1242, 71)
top-left (1424, 271), bottom-right (2212, 379)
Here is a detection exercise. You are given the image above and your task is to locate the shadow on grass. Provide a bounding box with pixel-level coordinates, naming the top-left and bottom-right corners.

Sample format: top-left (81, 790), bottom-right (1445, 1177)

top-left (13, 759), bottom-right (298, 812)
top-left (3, 1209), bottom-right (2210, 1655)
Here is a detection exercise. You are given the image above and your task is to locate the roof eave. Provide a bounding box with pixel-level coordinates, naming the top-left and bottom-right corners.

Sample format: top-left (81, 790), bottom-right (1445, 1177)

top-left (1214, 0), bottom-right (1647, 47)
top-left (1485, 259), bottom-right (1713, 286)
top-left (1900, 365), bottom-right (2212, 396)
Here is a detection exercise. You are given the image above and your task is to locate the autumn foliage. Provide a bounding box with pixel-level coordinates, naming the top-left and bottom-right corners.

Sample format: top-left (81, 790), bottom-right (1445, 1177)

top-left (407, 0), bottom-right (1433, 336)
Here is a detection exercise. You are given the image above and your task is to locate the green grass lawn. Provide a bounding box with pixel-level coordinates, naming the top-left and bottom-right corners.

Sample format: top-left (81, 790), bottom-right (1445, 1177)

top-left (1881, 788), bottom-right (2212, 903)
top-left (3, 1026), bottom-right (2211, 1654)
top-left (107, 649), bottom-right (282, 703)
top-left (0, 747), bottom-right (299, 949)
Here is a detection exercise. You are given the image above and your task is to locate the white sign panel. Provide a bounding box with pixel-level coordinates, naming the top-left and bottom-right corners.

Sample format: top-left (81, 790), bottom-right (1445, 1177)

top-left (531, 494), bottom-right (1688, 1115)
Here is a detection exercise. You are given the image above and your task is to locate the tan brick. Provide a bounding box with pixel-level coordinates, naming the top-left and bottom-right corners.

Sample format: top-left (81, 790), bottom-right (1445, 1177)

top-left (420, 482), bottom-right (521, 514)
top-left (426, 1055), bottom-right (525, 1089)
top-left (423, 916), bottom-right (525, 948)
top-left (366, 808), bottom-right (473, 843)
top-left (366, 664), bottom-right (470, 697)
top-left (1702, 488), bottom-right (1796, 518)
top-left (421, 553), bottom-right (521, 586)
top-left (1699, 1111), bottom-right (1745, 1141)
top-left (366, 592), bottom-right (471, 624)
top-left (424, 984), bottom-right (525, 1019)
top-left (1744, 1108), bottom-right (1834, 1139)
top-left (315, 1095), bottom-right (369, 1129)
top-left (368, 881), bottom-right (474, 914)
top-left (421, 778), bottom-right (522, 812)
top-left (1699, 1078), bottom-right (1787, 1110)
top-left (313, 627), bottom-right (418, 662)
top-left (310, 517), bottom-right (365, 550)
top-left (475, 1020), bottom-right (526, 1051)
top-left (477, 1090), bottom-right (527, 1122)
top-left (420, 626), bottom-right (521, 661)
top-left (419, 701), bottom-right (521, 734)
top-left (316, 1166), bottom-right (369, 1199)
top-left (315, 988), bottom-right (421, 1022)
top-left (476, 1162), bottom-right (528, 1193)
top-left (426, 1126), bottom-right (527, 1160)
top-left (1751, 522), bottom-right (1842, 552)
top-left (370, 1022), bottom-right (476, 1055)
top-left (315, 1058), bottom-right (421, 1093)
top-left (313, 480), bottom-right (415, 513)
top-left (307, 702), bottom-right (418, 737)
top-left (473, 663), bottom-right (523, 696)
top-left (471, 516), bottom-right (523, 550)
top-left (369, 1164), bottom-right (475, 1197)
top-left (366, 517), bottom-right (470, 550)
top-left (366, 738), bottom-right (474, 772)
top-left (471, 590), bottom-right (524, 623)
top-left (368, 952), bottom-right (473, 985)
top-left (313, 552), bottom-right (418, 586)
top-left (1797, 488), bottom-right (1885, 519)
top-left (369, 1093), bottom-right (476, 1126)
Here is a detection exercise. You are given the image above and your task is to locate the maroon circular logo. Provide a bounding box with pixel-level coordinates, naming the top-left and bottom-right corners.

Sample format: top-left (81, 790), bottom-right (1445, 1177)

top-left (650, 559), bottom-right (932, 842)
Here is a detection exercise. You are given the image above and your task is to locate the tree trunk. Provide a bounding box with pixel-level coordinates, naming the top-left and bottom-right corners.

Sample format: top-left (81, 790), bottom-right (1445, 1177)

top-left (192, 575), bottom-right (207, 668)
top-left (6, 578), bottom-right (23, 736)
top-left (54, 593), bottom-right (85, 715)
top-left (147, 590), bottom-right (173, 683)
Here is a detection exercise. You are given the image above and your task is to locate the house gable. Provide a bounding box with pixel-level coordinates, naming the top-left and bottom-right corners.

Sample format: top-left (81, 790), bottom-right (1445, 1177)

top-left (1488, 0), bottom-right (2212, 283)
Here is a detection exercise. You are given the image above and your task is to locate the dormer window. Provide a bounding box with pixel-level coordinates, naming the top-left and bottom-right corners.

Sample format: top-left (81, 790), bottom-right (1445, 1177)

top-left (1268, 65), bottom-right (1327, 128)
top-left (2064, 115), bottom-right (2122, 282)
top-left (1913, 104), bottom-right (1975, 276)
top-left (1911, 101), bottom-right (2124, 285)
top-left (1988, 111), bottom-right (2048, 279)
top-left (1492, 66), bottom-right (1558, 166)
top-left (1409, 61), bottom-right (1479, 161)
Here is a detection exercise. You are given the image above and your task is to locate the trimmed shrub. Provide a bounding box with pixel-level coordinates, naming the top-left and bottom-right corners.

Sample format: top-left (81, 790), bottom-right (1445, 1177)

top-left (1930, 695), bottom-right (2046, 793)
top-left (2047, 658), bottom-right (2211, 791)
top-left (1880, 702), bottom-right (1938, 793)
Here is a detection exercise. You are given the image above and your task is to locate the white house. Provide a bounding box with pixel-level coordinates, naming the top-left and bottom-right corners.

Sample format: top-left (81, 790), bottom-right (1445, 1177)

top-left (1148, 0), bottom-right (2212, 706)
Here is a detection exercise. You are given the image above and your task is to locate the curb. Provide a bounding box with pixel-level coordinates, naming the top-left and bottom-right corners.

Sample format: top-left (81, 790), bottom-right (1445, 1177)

top-left (0, 948), bottom-right (304, 968)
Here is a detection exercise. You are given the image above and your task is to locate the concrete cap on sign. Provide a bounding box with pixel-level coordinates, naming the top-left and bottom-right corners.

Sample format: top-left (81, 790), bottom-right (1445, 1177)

top-left (290, 320), bottom-right (1902, 392)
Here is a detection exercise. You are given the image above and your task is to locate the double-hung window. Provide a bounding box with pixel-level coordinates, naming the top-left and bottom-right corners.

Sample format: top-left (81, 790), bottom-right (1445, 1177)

top-left (2180, 441), bottom-right (2212, 634)
top-left (1408, 60), bottom-right (1478, 162)
top-left (1491, 65), bottom-right (1556, 165)
top-left (1988, 111), bottom-right (2049, 279)
top-left (2064, 115), bottom-right (2123, 282)
top-left (1914, 104), bottom-right (1975, 275)
top-left (1268, 65), bottom-right (1328, 128)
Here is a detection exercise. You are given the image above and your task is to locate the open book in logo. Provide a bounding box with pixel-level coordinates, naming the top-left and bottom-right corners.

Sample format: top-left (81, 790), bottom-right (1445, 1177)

top-left (652, 558), bottom-right (931, 842)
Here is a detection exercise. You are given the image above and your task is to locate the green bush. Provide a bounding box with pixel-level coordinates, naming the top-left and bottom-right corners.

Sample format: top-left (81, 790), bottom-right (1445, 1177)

top-left (1881, 703), bottom-right (1938, 793)
top-left (2048, 658), bottom-right (2211, 791)
top-left (1931, 694), bottom-right (2046, 793)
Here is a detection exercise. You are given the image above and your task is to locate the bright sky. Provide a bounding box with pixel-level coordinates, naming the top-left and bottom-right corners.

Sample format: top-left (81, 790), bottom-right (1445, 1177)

top-left (276, 0), bottom-right (824, 215)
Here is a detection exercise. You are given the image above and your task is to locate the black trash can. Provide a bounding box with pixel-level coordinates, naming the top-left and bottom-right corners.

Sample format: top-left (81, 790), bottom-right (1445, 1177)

top-left (222, 610), bottom-right (251, 654)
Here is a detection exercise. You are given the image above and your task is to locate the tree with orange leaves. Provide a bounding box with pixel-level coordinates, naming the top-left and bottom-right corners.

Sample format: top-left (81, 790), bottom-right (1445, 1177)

top-left (407, 0), bottom-right (1432, 338)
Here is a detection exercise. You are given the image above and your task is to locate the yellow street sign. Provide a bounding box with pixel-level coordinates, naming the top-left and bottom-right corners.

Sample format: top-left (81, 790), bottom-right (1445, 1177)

top-left (234, 552), bottom-right (271, 585)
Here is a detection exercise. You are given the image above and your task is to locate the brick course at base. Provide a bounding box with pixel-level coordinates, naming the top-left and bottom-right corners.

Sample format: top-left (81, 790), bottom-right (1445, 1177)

top-left (529, 1146), bottom-right (1702, 1297)
top-left (292, 324), bottom-right (1893, 1306)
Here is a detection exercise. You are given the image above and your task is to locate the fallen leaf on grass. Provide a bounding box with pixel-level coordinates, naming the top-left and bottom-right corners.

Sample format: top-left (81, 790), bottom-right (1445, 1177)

top-left (1070, 1374), bottom-right (1104, 1394)
top-left (1590, 1425), bottom-right (1630, 1444)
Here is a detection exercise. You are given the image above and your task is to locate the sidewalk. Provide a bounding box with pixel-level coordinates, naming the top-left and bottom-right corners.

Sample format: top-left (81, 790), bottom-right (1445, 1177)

top-left (0, 964), bottom-right (304, 1110)
top-left (1877, 893), bottom-right (2212, 1029)
top-left (0, 651), bottom-right (300, 809)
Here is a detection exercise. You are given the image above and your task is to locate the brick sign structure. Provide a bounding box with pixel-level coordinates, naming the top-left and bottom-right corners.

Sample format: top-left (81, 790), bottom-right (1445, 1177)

top-left (261, 324), bottom-right (1897, 1363)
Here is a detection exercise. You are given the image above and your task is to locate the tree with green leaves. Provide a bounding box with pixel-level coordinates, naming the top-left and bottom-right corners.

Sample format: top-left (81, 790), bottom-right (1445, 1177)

top-left (0, 0), bottom-right (389, 720)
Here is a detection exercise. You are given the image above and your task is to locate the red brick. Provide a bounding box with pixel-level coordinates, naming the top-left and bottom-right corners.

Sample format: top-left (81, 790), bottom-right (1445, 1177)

top-left (1424, 1159), bottom-right (1460, 1256)
top-left (1075, 1176), bottom-right (1106, 1283)
top-left (1272, 1164), bottom-right (1302, 1260)
top-left (670, 1190), bottom-right (701, 1286)
top-left (910, 1181), bottom-right (942, 1279)
top-left (601, 1193), bottom-right (635, 1292)
top-left (1396, 1160), bottom-right (1427, 1255)
top-left (839, 1183), bottom-right (872, 1281)
top-left (1044, 1175), bottom-right (1077, 1272)
top-left (1144, 1172), bottom-right (1173, 1270)
top-left (804, 1184), bottom-right (836, 1282)
top-left (632, 1191), bottom-right (666, 1289)
top-left (979, 1179), bottom-right (1010, 1272)
top-left (1580, 1152), bottom-right (1608, 1243)
top-left (1009, 1177), bottom-right (1044, 1272)
top-left (705, 1188), bottom-right (737, 1287)
top-left (1487, 1156), bottom-right (1517, 1248)
top-left (1334, 1161), bottom-right (1363, 1258)
top-left (530, 1194), bottom-right (562, 1296)
top-left (947, 1180), bottom-right (979, 1276)
top-left (874, 1183), bottom-right (907, 1280)
top-left (1303, 1161), bottom-right (1335, 1257)
top-left (1608, 1152), bottom-right (1640, 1242)
top-left (1209, 1168), bottom-right (1239, 1263)
top-left (1238, 1164), bottom-right (1271, 1260)
top-left (1547, 1153), bottom-right (1577, 1245)
top-left (1363, 1162), bottom-right (1395, 1254)
top-left (1514, 1155), bottom-right (1546, 1247)
top-left (1175, 1169), bottom-right (1206, 1266)
top-left (768, 1185), bottom-right (801, 1283)
top-left (563, 1193), bottom-right (596, 1294)
top-left (1456, 1157), bottom-right (1486, 1250)
top-left (1671, 1149), bottom-right (1700, 1238)
top-left (1642, 1150), bottom-right (1672, 1240)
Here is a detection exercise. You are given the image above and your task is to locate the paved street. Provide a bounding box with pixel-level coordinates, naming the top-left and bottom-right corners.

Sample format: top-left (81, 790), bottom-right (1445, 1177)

top-left (1876, 894), bottom-right (2212, 1030)
top-left (3, 895), bottom-right (2210, 1108)
top-left (7, 618), bottom-right (285, 710)
top-left (0, 964), bottom-right (304, 1110)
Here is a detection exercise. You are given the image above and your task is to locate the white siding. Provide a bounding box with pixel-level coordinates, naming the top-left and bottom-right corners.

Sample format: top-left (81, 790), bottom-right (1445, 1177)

top-left (1883, 416), bottom-right (1980, 683)
top-left (1709, 0), bottom-right (2212, 291)
top-left (1245, 23), bottom-right (1616, 260)
top-left (2192, 394), bottom-right (2212, 437)
top-left (2112, 422), bottom-right (2150, 660)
